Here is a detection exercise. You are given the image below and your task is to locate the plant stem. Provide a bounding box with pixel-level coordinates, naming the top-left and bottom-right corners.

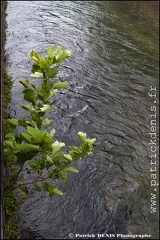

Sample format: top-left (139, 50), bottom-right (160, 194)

top-left (9, 163), bottom-right (25, 190)
top-left (18, 153), bottom-right (85, 187)
top-left (17, 176), bottom-right (51, 187)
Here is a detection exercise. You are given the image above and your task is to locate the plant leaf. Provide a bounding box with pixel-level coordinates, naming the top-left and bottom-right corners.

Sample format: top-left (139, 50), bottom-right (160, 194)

top-left (22, 104), bottom-right (35, 112)
top-left (38, 55), bottom-right (46, 68)
top-left (52, 188), bottom-right (63, 196)
top-left (34, 183), bottom-right (41, 192)
top-left (51, 141), bottom-right (65, 154)
top-left (48, 89), bottom-right (58, 98)
top-left (7, 118), bottom-right (19, 127)
top-left (31, 64), bottom-right (41, 73)
top-left (39, 104), bottom-right (51, 112)
top-left (42, 135), bottom-right (54, 144)
top-left (30, 50), bottom-right (40, 63)
top-left (15, 143), bottom-right (40, 152)
top-left (16, 152), bottom-right (34, 164)
top-left (19, 78), bottom-right (31, 88)
top-left (44, 66), bottom-right (59, 78)
top-left (56, 49), bottom-right (72, 63)
top-left (21, 132), bottom-right (32, 143)
top-left (23, 89), bottom-right (38, 104)
top-left (30, 72), bottom-right (44, 78)
top-left (42, 118), bottom-right (53, 127)
top-left (64, 167), bottom-right (79, 173)
top-left (26, 126), bottom-right (46, 142)
top-left (5, 133), bottom-right (15, 139)
top-left (18, 119), bottom-right (31, 127)
top-left (46, 155), bottom-right (53, 164)
top-left (53, 81), bottom-right (67, 89)
top-left (4, 140), bottom-right (15, 149)
top-left (50, 128), bottom-right (56, 138)
top-left (63, 154), bottom-right (72, 161)
top-left (22, 194), bottom-right (29, 200)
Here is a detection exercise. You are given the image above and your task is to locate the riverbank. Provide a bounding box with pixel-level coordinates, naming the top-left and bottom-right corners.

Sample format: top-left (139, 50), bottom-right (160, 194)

top-left (1, 1), bottom-right (13, 130)
top-left (1, 1), bottom-right (20, 239)
top-left (2, 1), bottom-right (159, 239)
top-left (1, 2), bottom-right (8, 238)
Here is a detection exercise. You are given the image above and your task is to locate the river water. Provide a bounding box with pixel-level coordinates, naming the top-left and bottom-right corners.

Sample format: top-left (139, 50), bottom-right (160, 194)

top-left (5, 1), bottom-right (159, 239)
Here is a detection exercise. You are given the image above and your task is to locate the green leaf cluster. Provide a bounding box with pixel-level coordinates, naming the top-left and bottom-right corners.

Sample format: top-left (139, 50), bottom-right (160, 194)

top-left (4, 45), bottom-right (96, 199)
top-left (30, 45), bottom-right (72, 79)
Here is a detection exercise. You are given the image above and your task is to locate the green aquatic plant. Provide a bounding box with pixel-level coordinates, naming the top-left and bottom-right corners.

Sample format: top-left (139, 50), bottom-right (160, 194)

top-left (4, 45), bottom-right (96, 199)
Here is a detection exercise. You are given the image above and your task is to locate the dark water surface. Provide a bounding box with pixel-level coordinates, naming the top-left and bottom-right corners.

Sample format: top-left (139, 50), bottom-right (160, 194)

top-left (5, 1), bottom-right (159, 239)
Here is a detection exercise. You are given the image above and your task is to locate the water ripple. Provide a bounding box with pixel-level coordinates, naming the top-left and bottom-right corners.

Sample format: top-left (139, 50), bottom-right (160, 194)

top-left (6, 1), bottom-right (159, 238)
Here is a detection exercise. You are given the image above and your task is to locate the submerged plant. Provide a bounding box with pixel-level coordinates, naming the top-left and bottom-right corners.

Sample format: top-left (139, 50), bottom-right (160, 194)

top-left (4, 45), bottom-right (96, 199)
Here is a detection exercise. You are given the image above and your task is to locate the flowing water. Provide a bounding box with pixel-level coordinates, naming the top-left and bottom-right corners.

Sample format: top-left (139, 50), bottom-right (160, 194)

top-left (5, 1), bottom-right (159, 239)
